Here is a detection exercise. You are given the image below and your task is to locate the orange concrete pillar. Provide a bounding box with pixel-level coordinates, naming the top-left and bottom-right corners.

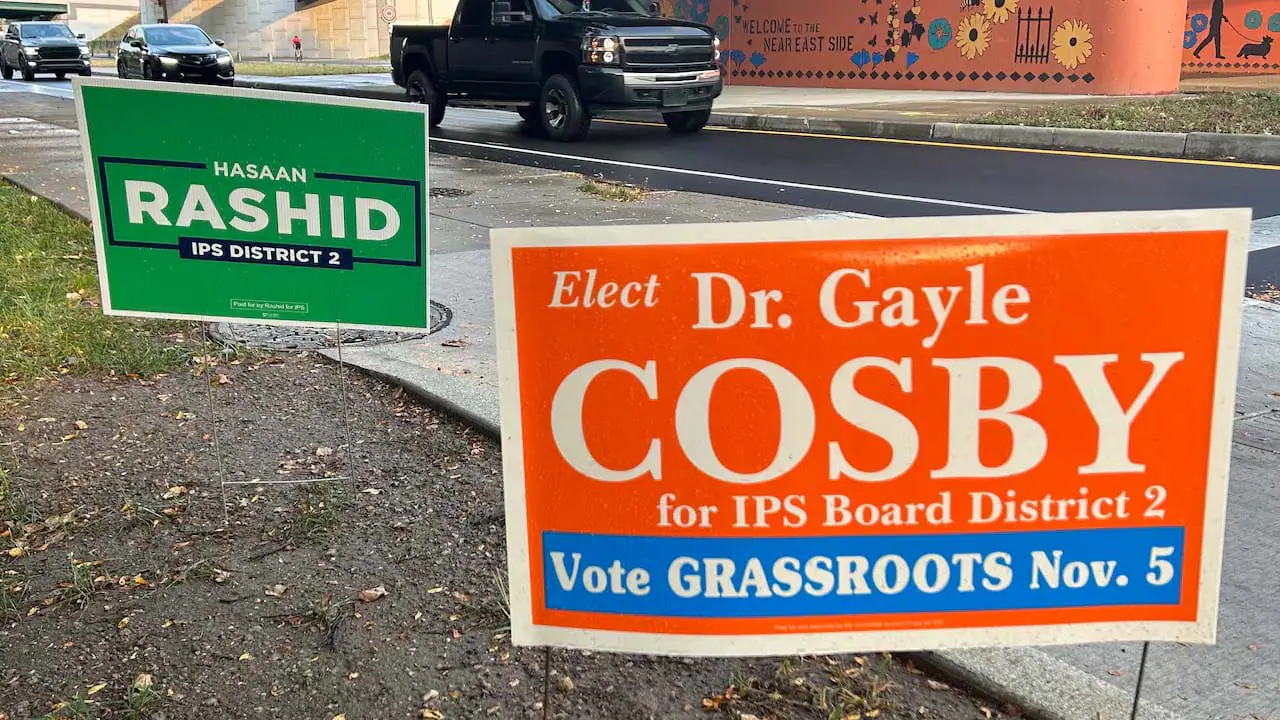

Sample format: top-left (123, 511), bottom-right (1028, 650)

top-left (665, 0), bottom-right (1185, 94)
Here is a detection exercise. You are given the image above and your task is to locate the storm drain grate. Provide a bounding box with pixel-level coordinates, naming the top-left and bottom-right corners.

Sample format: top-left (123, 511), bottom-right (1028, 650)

top-left (430, 187), bottom-right (473, 198)
top-left (208, 301), bottom-right (452, 351)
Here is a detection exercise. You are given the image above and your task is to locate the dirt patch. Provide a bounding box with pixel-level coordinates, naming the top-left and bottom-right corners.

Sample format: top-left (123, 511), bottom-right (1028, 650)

top-left (1, 350), bottom-right (1021, 720)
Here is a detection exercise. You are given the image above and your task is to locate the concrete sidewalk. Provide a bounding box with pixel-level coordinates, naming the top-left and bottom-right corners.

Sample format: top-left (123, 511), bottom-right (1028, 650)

top-left (4, 90), bottom-right (1279, 720)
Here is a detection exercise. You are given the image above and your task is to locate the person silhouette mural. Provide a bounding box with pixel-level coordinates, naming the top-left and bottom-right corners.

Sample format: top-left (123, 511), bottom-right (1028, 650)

top-left (1194, 0), bottom-right (1227, 59)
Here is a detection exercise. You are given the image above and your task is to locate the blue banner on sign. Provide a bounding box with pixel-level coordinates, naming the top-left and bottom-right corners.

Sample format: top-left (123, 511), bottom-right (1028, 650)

top-left (541, 528), bottom-right (1184, 618)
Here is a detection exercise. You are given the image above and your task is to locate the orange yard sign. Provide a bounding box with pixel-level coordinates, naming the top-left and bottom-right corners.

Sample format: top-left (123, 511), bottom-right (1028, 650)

top-left (491, 209), bottom-right (1249, 656)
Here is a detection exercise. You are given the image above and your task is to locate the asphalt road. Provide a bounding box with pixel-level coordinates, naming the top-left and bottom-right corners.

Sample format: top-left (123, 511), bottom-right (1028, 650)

top-left (4, 75), bottom-right (1280, 718)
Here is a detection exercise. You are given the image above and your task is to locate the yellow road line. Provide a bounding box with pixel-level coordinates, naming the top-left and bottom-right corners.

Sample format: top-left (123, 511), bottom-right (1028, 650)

top-left (597, 117), bottom-right (1280, 172)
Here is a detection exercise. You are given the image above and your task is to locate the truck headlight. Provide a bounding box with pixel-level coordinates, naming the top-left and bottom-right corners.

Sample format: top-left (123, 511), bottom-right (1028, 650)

top-left (713, 35), bottom-right (720, 52)
top-left (216, 53), bottom-right (232, 64)
top-left (158, 56), bottom-right (178, 66)
top-left (79, 45), bottom-right (91, 58)
top-left (23, 46), bottom-right (39, 56)
top-left (582, 35), bottom-right (620, 65)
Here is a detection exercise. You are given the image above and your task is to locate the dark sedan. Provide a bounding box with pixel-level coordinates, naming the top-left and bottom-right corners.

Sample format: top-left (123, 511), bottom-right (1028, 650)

top-left (116, 23), bottom-right (234, 85)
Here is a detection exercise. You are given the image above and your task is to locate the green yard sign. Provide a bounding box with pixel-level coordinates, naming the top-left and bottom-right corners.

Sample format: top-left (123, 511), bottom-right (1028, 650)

top-left (74, 77), bottom-right (430, 331)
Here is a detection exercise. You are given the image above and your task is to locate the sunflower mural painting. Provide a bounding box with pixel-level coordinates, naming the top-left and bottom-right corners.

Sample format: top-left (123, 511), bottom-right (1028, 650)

top-left (1181, 0), bottom-right (1280, 74)
top-left (662, 0), bottom-right (1180, 94)
top-left (1052, 19), bottom-right (1094, 69)
top-left (955, 13), bottom-right (992, 58)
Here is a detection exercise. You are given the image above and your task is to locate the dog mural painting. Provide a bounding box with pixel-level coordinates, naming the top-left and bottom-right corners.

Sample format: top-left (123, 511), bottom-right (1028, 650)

top-left (1183, 0), bottom-right (1280, 73)
top-left (662, 0), bottom-right (1187, 94)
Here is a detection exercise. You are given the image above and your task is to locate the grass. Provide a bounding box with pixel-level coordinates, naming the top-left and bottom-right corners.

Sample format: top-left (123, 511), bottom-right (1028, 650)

top-left (0, 182), bottom-right (189, 383)
top-left (705, 655), bottom-right (897, 719)
top-left (306, 591), bottom-right (354, 651)
top-left (1, 462), bottom-right (43, 528)
top-left (36, 691), bottom-right (101, 720)
top-left (89, 58), bottom-right (389, 76)
top-left (293, 483), bottom-right (341, 540)
top-left (123, 674), bottom-right (161, 720)
top-left (970, 91), bottom-right (1280, 135)
top-left (578, 177), bottom-right (649, 202)
top-left (33, 676), bottom-right (160, 720)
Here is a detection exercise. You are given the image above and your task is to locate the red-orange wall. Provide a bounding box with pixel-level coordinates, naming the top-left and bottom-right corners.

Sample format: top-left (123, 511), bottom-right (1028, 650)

top-left (661, 0), bottom-right (1185, 94)
top-left (1182, 0), bottom-right (1280, 74)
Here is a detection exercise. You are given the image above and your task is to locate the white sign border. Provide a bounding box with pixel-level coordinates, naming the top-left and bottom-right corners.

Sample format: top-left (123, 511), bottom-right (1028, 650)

top-left (72, 75), bottom-right (433, 334)
top-left (491, 207), bottom-right (1250, 657)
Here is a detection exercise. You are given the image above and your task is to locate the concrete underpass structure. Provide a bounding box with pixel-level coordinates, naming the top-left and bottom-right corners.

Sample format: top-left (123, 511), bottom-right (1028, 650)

top-left (137, 0), bottom-right (457, 59)
top-left (0, 0), bottom-right (135, 41)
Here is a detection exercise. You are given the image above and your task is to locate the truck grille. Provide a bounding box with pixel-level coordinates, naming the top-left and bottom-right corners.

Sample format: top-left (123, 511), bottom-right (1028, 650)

top-left (37, 46), bottom-right (80, 60)
top-left (621, 36), bottom-right (714, 71)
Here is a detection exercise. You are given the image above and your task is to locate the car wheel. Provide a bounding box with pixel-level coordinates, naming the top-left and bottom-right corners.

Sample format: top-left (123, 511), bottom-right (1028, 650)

top-left (0, 57), bottom-right (12, 80)
top-left (406, 70), bottom-right (446, 128)
top-left (663, 108), bottom-right (711, 134)
top-left (539, 73), bottom-right (591, 142)
top-left (20, 57), bottom-right (35, 81)
top-left (116, 60), bottom-right (126, 78)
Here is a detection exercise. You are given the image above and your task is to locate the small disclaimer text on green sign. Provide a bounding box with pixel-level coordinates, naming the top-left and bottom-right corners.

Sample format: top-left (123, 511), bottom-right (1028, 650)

top-left (230, 299), bottom-right (309, 314)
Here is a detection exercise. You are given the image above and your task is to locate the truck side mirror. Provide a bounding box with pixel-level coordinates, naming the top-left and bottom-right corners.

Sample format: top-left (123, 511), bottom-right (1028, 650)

top-left (492, 1), bottom-right (529, 25)
top-left (76, 32), bottom-right (86, 39)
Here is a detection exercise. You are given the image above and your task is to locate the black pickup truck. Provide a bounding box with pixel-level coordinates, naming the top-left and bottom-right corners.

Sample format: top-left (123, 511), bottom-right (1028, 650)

top-left (390, 0), bottom-right (723, 141)
top-left (1, 21), bottom-right (92, 81)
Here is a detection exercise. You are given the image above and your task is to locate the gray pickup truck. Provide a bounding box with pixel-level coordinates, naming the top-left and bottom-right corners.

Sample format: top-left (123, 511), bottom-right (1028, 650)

top-left (1, 21), bottom-right (92, 81)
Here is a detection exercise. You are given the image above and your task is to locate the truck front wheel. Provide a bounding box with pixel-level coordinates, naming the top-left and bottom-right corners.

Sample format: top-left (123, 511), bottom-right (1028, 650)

top-left (540, 74), bottom-right (591, 142)
top-left (663, 109), bottom-right (711, 134)
top-left (406, 70), bottom-right (447, 128)
top-left (0, 57), bottom-right (11, 80)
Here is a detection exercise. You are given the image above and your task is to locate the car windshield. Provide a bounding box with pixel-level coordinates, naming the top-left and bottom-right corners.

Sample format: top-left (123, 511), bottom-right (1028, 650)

top-left (540, 0), bottom-right (651, 15)
top-left (144, 26), bottom-right (211, 45)
top-left (20, 24), bottom-right (76, 39)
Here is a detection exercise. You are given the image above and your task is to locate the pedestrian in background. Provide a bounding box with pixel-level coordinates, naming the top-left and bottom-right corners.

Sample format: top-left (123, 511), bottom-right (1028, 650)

top-left (292, 34), bottom-right (302, 61)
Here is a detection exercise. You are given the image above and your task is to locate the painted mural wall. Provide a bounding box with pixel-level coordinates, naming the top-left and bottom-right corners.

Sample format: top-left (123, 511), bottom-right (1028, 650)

top-left (660, 0), bottom-right (1185, 95)
top-left (1182, 0), bottom-right (1280, 74)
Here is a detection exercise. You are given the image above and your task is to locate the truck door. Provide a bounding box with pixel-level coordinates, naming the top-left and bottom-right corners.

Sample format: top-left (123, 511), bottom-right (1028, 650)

top-left (447, 0), bottom-right (493, 91)
top-left (488, 0), bottom-right (537, 97)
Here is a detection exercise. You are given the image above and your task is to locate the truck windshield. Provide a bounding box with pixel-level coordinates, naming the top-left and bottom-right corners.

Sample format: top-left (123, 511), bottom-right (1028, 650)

top-left (540, 0), bottom-right (652, 15)
top-left (20, 24), bottom-right (76, 39)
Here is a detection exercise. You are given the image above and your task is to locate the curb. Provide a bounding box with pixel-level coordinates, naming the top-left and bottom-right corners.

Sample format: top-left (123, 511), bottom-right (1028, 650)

top-left (701, 112), bottom-right (1280, 165)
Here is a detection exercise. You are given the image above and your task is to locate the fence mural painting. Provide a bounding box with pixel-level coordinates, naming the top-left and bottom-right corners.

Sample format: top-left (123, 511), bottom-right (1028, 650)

top-left (658, 0), bottom-right (1185, 94)
top-left (1182, 0), bottom-right (1280, 73)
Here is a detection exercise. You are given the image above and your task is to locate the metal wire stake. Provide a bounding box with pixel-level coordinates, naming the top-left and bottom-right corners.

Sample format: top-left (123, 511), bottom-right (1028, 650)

top-left (334, 320), bottom-right (354, 461)
top-left (200, 321), bottom-right (230, 527)
top-left (1130, 641), bottom-right (1151, 720)
top-left (542, 646), bottom-right (552, 720)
